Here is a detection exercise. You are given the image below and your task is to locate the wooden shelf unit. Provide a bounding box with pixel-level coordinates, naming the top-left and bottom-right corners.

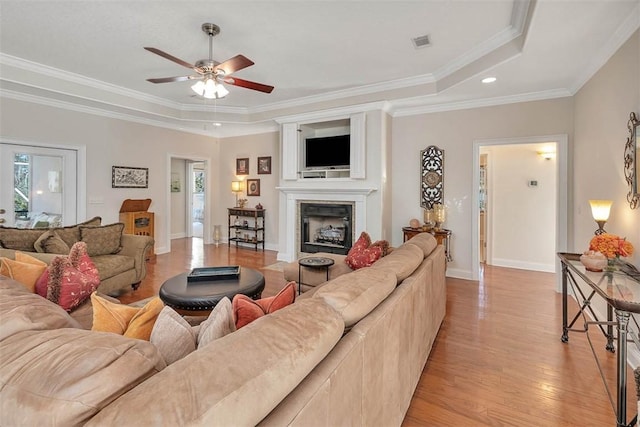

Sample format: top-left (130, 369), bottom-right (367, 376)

top-left (228, 208), bottom-right (265, 251)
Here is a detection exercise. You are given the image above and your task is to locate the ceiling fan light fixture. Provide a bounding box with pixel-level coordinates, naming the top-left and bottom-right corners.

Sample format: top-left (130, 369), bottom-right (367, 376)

top-left (191, 77), bottom-right (228, 99)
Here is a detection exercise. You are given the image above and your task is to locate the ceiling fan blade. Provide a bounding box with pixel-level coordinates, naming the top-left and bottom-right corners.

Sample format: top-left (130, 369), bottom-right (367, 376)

top-left (214, 55), bottom-right (255, 75)
top-left (144, 47), bottom-right (202, 72)
top-left (225, 77), bottom-right (274, 93)
top-left (147, 75), bottom-right (200, 84)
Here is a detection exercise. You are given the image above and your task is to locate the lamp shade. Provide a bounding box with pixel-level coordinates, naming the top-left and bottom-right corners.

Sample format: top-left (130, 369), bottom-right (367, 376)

top-left (231, 181), bottom-right (243, 193)
top-left (589, 200), bottom-right (612, 221)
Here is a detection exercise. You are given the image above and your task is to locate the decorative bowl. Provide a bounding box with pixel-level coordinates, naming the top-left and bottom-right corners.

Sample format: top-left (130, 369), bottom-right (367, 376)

top-left (580, 252), bottom-right (607, 272)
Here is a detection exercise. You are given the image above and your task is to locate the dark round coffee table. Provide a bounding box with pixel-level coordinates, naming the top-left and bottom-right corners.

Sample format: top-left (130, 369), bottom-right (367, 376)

top-left (159, 267), bottom-right (265, 311)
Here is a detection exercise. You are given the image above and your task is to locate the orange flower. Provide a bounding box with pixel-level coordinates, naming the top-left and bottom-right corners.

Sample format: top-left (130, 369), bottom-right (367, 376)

top-left (589, 234), bottom-right (635, 259)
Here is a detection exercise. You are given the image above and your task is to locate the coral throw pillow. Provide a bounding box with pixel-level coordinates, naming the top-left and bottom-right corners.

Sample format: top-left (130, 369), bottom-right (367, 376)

top-left (91, 293), bottom-right (164, 341)
top-left (0, 252), bottom-right (47, 292)
top-left (232, 281), bottom-right (296, 329)
top-left (35, 242), bottom-right (101, 311)
top-left (346, 231), bottom-right (383, 269)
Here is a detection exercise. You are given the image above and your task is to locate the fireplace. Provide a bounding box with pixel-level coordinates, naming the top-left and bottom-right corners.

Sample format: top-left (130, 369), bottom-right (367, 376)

top-left (299, 202), bottom-right (353, 254)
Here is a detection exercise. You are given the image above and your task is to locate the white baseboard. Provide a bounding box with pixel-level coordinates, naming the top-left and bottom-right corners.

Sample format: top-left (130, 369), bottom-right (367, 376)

top-left (171, 232), bottom-right (186, 240)
top-left (491, 258), bottom-right (555, 273)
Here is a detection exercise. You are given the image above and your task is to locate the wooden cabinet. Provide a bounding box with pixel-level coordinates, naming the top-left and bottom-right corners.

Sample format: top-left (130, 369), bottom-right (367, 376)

top-left (402, 227), bottom-right (452, 262)
top-left (119, 199), bottom-right (154, 260)
top-left (228, 208), bottom-right (265, 251)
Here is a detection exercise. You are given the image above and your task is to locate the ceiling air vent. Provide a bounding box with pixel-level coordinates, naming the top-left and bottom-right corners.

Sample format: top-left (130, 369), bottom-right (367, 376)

top-left (412, 34), bottom-right (431, 49)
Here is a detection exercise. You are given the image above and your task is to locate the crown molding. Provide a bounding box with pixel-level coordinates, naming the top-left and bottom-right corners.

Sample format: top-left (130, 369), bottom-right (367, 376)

top-left (390, 88), bottom-right (572, 117)
top-left (274, 101), bottom-right (391, 124)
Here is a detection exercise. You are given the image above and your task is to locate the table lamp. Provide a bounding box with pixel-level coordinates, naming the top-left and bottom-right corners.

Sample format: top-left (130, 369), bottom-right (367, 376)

top-left (231, 181), bottom-right (243, 207)
top-left (588, 199), bottom-right (612, 235)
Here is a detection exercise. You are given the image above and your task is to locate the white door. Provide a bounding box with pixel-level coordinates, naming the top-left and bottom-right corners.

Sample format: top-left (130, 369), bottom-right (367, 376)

top-left (0, 143), bottom-right (77, 227)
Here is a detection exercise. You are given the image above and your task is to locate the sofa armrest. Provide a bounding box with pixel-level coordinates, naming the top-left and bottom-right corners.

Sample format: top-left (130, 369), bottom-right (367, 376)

top-left (118, 234), bottom-right (154, 283)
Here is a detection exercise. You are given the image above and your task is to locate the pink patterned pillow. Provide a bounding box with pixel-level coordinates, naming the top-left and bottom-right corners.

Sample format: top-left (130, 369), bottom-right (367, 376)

top-left (345, 232), bottom-right (383, 269)
top-left (35, 242), bottom-right (100, 311)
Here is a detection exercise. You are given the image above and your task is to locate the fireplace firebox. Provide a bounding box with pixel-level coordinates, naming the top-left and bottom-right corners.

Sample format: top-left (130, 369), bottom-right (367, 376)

top-left (299, 203), bottom-right (353, 255)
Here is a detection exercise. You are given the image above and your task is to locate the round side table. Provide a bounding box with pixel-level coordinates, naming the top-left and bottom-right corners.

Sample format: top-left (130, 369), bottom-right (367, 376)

top-left (298, 256), bottom-right (335, 295)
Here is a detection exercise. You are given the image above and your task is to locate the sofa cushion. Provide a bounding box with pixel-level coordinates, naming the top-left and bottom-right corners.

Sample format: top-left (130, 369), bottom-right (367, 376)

top-left (233, 282), bottom-right (296, 329)
top-left (91, 293), bottom-right (164, 340)
top-left (405, 232), bottom-right (438, 257)
top-left (0, 252), bottom-right (47, 292)
top-left (35, 242), bottom-right (100, 311)
top-left (371, 243), bottom-right (424, 282)
top-left (34, 229), bottom-right (70, 254)
top-left (80, 223), bottom-right (124, 256)
top-left (313, 267), bottom-right (397, 328)
top-left (91, 254), bottom-right (135, 280)
top-left (0, 327), bottom-right (165, 426)
top-left (0, 277), bottom-right (81, 341)
top-left (0, 227), bottom-right (45, 251)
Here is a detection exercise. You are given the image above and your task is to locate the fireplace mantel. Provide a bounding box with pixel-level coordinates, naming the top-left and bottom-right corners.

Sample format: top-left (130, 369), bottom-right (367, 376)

top-left (277, 186), bottom-right (378, 262)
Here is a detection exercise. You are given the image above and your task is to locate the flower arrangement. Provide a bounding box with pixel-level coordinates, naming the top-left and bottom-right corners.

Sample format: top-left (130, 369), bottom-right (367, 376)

top-left (589, 233), bottom-right (634, 259)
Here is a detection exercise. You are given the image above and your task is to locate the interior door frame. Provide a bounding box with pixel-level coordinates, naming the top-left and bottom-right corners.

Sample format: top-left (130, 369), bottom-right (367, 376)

top-left (0, 137), bottom-right (86, 225)
top-left (471, 134), bottom-right (568, 291)
top-left (166, 153), bottom-right (212, 251)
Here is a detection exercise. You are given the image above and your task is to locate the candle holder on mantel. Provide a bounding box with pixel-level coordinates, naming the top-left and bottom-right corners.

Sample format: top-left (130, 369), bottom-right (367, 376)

top-left (422, 208), bottom-right (435, 231)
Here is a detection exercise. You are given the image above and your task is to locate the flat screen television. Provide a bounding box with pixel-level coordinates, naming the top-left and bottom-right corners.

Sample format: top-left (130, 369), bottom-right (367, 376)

top-left (304, 134), bottom-right (350, 169)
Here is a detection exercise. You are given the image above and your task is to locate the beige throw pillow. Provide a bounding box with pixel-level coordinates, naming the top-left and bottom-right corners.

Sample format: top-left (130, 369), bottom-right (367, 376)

top-left (198, 297), bottom-right (236, 347)
top-left (150, 306), bottom-right (197, 365)
top-left (79, 223), bottom-right (124, 256)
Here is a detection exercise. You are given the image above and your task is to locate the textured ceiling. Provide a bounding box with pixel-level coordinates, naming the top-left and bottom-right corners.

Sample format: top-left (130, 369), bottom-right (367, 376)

top-left (0, 0), bottom-right (638, 137)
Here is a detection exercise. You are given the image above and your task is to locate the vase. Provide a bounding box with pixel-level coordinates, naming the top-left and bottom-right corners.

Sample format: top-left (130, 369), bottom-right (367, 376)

top-left (605, 257), bottom-right (619, 272)
top-left (213, 225), bottom-right (221, 247)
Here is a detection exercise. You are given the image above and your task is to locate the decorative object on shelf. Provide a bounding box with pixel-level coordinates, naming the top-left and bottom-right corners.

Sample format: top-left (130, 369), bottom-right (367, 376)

top-left (213, 225), bottom-right (221, 247)
top-left (588, 199), bottom-right (612, 235)
top-left (409, 218), bottom-right (420, 229)
top-left (246, 179), bottom-right (260, 196)
top-left (236, 158), bottom-right (249, 175)
top-left (112, 166), bottom-right (149, 188)
top-left (255, 203), bottom-right (263, 210)
top-left (231, 181), bottom-right (243, 207)
top-left (423, 208), bottom-right (435, 230)
top-left (433, 203), bottom-right (446, 230)
top-left (420, 145), bottom-right (444, 210)
top-left (257, 156), bottom-right (271, 174)
top-left (238, 198), bottom-right (248, 208)
top-left (579, 250), bottom-right (608, 272)
top-left (588, 234), bottom-right (634, 270)
top-left (623, 112), bottom-right (639, 209)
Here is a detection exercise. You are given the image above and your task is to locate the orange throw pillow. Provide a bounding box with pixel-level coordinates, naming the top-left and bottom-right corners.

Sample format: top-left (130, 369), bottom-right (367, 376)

top-left (91, 293), bottom-right (164, 341)
top-left (0, 252), bottom-right (47, 292)
top-left (232, 281), bottom-right (296, 329)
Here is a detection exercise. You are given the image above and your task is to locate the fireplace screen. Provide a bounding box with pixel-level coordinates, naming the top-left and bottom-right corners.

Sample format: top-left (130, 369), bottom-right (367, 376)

top-left (299, 203), bottom-right (353, 255)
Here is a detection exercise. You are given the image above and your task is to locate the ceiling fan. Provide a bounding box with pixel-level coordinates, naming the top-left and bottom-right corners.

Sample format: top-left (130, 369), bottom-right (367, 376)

top-left (145, 23), bottom-right (274, 99)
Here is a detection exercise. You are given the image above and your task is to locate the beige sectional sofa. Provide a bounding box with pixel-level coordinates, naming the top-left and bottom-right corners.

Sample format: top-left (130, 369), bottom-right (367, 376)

top-left (0, 218), bottom-right (154, 295)
top-left (0, 233), bottom-right (445, 426)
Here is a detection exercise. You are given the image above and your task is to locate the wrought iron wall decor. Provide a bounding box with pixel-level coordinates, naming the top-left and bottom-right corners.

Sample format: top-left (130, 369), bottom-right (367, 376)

top-left (624, 112), bottom-right (639, 209)
top-left (420, 145), bottom-right (444, 209)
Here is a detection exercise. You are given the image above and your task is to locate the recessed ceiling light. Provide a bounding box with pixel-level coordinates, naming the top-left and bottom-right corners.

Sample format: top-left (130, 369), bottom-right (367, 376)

top-left (482, 77), bottom-right (497, 84)
top-left (212, 122), bottom-right (222, 127)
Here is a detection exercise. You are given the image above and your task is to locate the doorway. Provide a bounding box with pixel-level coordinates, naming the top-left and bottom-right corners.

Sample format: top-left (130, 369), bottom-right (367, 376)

top-left (0, 142), bottom-right (80, 227)
top-left (471, 135), bottom-right (568, 285)
top-left (189, 162), bottom-right (205, 239)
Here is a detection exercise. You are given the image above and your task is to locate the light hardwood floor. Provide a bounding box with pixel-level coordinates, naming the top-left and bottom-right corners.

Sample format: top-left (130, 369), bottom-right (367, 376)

top-left (118, 239), bottom-right (636, 426)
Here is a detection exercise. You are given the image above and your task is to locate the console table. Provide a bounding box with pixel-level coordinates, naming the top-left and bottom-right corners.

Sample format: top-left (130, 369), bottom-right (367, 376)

top-left (558, 252), bottom-right (640, 427)
top-left (402, 227), bottom-right (452, 261)
top-left (228, 208), bottom-right (265, 251)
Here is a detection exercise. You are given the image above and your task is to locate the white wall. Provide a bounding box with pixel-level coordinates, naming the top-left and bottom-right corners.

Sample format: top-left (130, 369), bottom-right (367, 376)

top-left (484, 144), bottom-right (557, 272)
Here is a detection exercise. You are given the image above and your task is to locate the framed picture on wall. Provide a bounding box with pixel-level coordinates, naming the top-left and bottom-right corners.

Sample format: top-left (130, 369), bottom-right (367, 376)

top-left (246, 179), bottom-right (261, 196)
top-left (112, 166), bottom-right (149, 188)
top-left (257, 156), bottom-right (272, 174)
top-left (236, 158), bottom-right (249, 175)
